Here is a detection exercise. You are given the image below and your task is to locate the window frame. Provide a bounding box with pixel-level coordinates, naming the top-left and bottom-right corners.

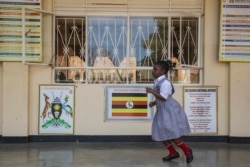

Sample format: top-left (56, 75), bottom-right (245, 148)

top-left (19, 6), bottom-right (56, 68)
top-left (53, 13), bottom-right (203, 85)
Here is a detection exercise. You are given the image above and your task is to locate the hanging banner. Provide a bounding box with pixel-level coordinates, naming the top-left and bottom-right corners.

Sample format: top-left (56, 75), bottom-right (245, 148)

top-left (184, 86), bottom-right (218, 134)
top-left (39, 85), bottom-right (75, 134)
top-left (105, 86), bottom-right (154, 120)
top-left (219, 0), bottom-right (250, 62)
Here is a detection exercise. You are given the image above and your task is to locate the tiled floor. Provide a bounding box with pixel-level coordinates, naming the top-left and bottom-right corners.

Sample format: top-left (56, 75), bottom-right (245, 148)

top-left (0, 142), bottom-right (249, 167)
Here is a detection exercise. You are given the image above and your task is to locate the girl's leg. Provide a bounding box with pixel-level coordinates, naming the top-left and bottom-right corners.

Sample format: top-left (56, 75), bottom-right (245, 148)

top-left (162, 140), bottom-right (180, 161)
top-left (172, 138), bottom-right (193, 163)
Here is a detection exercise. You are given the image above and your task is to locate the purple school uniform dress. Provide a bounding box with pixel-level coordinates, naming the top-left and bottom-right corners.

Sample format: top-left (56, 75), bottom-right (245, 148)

top-left (151, 75), bottom-right (191, 141)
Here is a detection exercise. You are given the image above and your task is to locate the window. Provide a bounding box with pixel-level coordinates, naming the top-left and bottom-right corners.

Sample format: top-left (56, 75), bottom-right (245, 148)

top-left (87, 16), bottom-right (128, 84)
top-left (54, 16), bottom-right (201, 84)
top-left (171, 17), bottom-right (200, 83)
top-left (55, 17), bottom-right (86, 83)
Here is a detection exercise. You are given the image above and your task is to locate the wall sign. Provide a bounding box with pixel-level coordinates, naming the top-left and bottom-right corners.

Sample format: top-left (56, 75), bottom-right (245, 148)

top-left (0, 0), bottom-right (42, 62)
top-left (184, 87), bottom-right (217, 134)
top-left (39, 85), bottom-right (75, 134)
top-left (219, 0), bottom-right (250, 62)
top-left (105, 86), bottom-right (154, 120)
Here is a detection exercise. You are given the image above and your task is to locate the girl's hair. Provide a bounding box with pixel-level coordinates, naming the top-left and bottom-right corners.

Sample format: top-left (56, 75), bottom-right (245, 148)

top-left (155, 60), bottom-right (175, 74)
top-left (155, 60), bottom-right (176, 94)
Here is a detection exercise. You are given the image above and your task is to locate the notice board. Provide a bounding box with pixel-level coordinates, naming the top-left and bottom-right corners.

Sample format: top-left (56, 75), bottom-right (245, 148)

top-left (184, 87), bottom-right (218, 134)
top-left (219, 0), bottom-right (250, 62)
top-left (0, 0), bottom-right (42, 62)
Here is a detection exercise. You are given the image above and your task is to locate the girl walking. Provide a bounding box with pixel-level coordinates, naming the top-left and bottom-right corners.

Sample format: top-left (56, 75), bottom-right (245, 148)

top-left (145, 60), bottom-right (193, 163)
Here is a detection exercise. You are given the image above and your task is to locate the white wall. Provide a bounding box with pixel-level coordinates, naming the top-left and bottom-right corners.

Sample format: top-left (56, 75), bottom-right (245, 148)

top-left (74, 85), bottom-right (152, 135)
top-left (2, 62), bottom-right (29, 136)
top-left (230, 63), bottom-right (250, 136)
top-left (204, 0), bottom-right (229, 135)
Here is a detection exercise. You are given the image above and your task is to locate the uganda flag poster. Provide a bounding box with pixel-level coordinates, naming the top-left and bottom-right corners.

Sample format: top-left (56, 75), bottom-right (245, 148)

top-left (105, 86), bottom-right (154, 120)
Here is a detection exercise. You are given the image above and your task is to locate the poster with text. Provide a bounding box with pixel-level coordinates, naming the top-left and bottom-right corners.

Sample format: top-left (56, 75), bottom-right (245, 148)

top-left (219, 0), bottom-right (250, 62)
top-left (0, 0), bottom-right (42, 62)
top-left (184, 87), bottom-right (217, 134)
top-left (105, 86), bottom-right (154, 120)
top-left (39, 85), bottom-right (75, 134)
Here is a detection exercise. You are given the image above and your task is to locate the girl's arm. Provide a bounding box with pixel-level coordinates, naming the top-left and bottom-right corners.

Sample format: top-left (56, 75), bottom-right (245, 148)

top-left (148, 101), bottom-right (156, 107)
top-left (145, 87), bottom-right (166, 101)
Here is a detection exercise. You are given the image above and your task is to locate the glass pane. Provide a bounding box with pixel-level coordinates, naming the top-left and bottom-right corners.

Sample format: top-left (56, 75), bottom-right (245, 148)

top-left (169, 68), bottom-right (199, 84)
top-left (55, 69), bottom-right (86, 83)
top-left (88, 16), bottom-right (127, 67)
top-left (130, 17), bottom-right (169, 67)
top-left (55, 17), bottom-right (86, 83)
top-left (85, 69), bottom-right (134, 84)
top-left (171, 17), bottom-right (199, 84)
top-left (171, 17), bottom-right (198, 66)
top-left (135, 69), bottom-right (154, 83)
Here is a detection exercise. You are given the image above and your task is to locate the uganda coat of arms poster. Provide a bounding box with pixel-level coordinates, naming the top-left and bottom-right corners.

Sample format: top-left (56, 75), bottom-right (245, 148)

top-left (39, 85), bottom-right (75, 134)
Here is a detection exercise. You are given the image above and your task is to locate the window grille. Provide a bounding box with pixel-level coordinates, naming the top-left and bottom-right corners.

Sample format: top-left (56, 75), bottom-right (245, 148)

top-left (53, 0), bottom-right (203, 84)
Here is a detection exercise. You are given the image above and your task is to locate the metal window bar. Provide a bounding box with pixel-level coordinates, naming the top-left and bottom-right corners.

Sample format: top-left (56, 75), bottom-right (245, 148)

top-left (54, 16), bottom-right (201, 84)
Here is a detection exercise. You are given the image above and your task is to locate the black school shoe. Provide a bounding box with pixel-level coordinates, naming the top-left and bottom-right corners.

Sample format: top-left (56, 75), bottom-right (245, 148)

top-left (162, 152), bottom-right (180, 161)
top-left (185, 149), bottom-right (194, 163)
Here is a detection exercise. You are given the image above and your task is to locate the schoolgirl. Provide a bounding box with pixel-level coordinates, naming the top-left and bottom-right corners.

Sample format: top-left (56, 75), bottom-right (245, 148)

top-left (146, 60), bottom-right (193, 163)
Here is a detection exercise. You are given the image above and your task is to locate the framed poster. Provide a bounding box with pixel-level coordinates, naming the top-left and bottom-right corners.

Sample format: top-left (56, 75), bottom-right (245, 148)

top-left (105, 86), bottom-right (154, 120)
top-left (39, 85), bottom-right (75, 134)
top-left (0, 0), bottom-right (42, 62)
top-left (184, 86), bottom-right (218, 134)
top-left (219, 0), bottom-right (250, 62)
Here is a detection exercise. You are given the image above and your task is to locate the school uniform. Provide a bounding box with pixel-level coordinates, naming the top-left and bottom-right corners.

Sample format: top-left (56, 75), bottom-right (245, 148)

top-left (151, 75), bottom-right (191, 141)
